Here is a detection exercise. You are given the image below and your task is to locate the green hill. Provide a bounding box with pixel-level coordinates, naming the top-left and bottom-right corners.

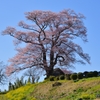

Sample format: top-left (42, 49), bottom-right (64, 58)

top-left (1, 77), bottom-right (100, 100)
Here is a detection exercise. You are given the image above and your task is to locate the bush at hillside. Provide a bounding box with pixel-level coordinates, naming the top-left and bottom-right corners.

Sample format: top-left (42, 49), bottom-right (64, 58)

top-left (49, 76), bottom-right (55, 81)
top-left (93, 71), bottom-right (98, 77)
top-left (65, 74), bottom-right (71, 80)
top-left (70, 73), bottom-right (77, 80)
top-left (59, 75), bottom-right (65, 80)
top-left (87, 71), bottom-right (94, 78)
top-left (77, 72), bottom-right (83, 79)
top-left (83, 71), bottom-right (89, 78)
top-left (55, 76), bottom-right (59, 81)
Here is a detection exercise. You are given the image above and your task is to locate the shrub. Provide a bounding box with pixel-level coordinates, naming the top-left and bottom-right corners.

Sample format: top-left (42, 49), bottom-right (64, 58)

top-left (93, 71), bottom-right (98, 77)
top-left (77, 72), bottom-right (83, 79)
top-left (49, 76), bottom-right (55, 81)
top-left (70, 73), bottom-right (77, 80)
top-left (59, 75), bottom-right (65, 80)
top-left (55, 76), bottom-right (59, 81)
top-left (83, 71), bottom-right (89, 78)
top-left (52, 82), bottom-right (62, 87)
top-left (65, 74), bottom-right (71, 80)
top-left (87, 71), bottom-right (94, 78)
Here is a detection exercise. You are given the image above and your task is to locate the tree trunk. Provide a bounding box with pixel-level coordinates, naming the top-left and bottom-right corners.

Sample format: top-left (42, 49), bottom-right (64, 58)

top-left (46, 67), bottom-right (53, 78)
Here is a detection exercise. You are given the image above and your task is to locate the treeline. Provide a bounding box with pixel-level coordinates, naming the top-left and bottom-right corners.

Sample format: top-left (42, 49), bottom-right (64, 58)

top-left (8, 76), bottom-right (35, 91)
top-left (0, 76), bottom-right (35, 94)
top-left (48, 71), bottom-right (100, 81)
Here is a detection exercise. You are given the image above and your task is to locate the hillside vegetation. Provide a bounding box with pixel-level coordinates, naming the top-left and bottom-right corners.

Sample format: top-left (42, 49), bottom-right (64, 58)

top-left (1, 77), bottom-right (100, 100)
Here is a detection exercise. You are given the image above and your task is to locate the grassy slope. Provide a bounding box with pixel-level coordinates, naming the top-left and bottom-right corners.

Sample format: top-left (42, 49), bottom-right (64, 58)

top-left (1, 77), bottom-right (100, 100)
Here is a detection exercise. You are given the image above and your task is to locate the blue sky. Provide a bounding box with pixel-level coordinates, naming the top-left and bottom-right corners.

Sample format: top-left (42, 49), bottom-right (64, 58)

top-left (0, 0), bottom-right (100, 77)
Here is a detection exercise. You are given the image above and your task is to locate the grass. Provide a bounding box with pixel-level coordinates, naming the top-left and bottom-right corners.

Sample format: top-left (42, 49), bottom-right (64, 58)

top-left (0, 83), bottom-right (36, 100)
top-left (1, 77), bottom-right (100, 100)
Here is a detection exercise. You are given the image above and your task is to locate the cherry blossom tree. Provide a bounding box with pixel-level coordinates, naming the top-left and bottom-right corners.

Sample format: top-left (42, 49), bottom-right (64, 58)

top-left (2, 9), bottom-right (90, 78)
